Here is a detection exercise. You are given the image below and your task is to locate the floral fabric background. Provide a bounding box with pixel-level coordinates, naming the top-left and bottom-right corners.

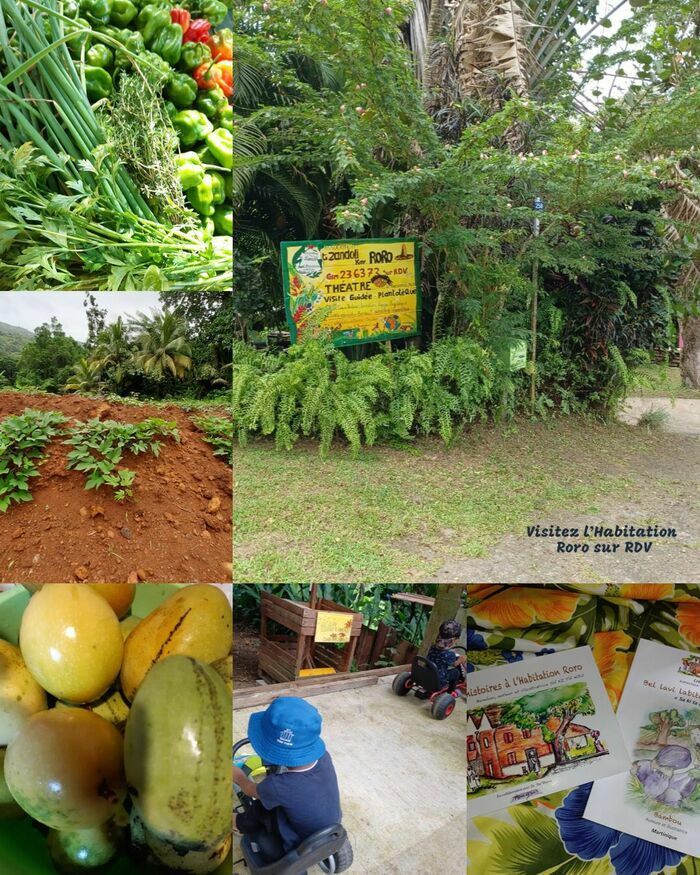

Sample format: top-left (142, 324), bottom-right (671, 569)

top-left (467, 584), bottom-right (700, 875)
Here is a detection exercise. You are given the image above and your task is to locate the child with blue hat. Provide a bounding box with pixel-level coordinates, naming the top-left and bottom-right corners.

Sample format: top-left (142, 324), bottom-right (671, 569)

top-left (233, 696), bottom-right (342, 855)
top-left (428, 620), bottom-right (467, 692)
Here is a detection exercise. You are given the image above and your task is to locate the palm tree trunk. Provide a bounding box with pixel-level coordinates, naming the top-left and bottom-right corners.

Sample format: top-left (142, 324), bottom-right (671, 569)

top-left (681, 316), bottom-right (700, 388)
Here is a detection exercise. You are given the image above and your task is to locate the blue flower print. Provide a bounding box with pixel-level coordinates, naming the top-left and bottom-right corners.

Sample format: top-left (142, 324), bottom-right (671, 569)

top-left (555, 783), bottom-right (683, 875)
top-left (467, 628), bottom-right (487, 651)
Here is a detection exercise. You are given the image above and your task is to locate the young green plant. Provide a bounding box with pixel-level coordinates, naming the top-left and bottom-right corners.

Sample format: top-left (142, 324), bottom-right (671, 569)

top-left (0, 409), bottom-right (68, 511)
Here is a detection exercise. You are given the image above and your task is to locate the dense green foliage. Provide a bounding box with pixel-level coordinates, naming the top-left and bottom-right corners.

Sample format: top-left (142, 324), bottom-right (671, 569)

top-left (235, 0), bottom-right (700, 444)
top-left (8, 298), bottom-right (231, 400)
top-left (0, 322), bottom-right (33, 358)
top-left (17, 318), bottom-right (84, 391)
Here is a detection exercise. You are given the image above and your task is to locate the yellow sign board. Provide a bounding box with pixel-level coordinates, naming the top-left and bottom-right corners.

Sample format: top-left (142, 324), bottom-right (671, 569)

top-left (314, 611), bottom-right (354, 643)
top-left (282, 238), bottom-right (421, 347)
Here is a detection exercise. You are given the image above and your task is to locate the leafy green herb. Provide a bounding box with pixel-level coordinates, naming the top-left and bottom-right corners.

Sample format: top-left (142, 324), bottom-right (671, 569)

top-left (192, 415), bottom-right (233, 463)
top-left (64, 417), bottom-right (179, 500)
top-left (0, 409), bottom-right (68, 511)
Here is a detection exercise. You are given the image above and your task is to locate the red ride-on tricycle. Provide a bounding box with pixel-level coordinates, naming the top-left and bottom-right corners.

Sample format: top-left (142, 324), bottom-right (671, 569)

top-left (391, 646), bottom-right (466, 719)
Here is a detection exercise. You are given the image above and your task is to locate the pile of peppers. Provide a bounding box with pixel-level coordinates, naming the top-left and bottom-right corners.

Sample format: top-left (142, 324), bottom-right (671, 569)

top-left (67, 0), bottom-right (233, 238)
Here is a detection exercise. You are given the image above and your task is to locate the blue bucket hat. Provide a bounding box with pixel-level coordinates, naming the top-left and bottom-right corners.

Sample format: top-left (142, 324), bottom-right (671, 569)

top-left (248, 697), bottom-right (326, 767)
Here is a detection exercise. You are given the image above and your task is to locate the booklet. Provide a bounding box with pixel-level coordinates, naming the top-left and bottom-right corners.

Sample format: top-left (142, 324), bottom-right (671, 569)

top-left (467, 645), bottom-right (630, 817)
top-left (584, 639), bottom-right (700, 857)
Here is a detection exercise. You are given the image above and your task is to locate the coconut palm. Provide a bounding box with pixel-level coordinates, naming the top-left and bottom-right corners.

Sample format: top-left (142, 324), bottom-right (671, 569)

top-left (129, 310), bottom-right (193, 380)
top-left (94, 317), bottom-right (132, 390)
top-left (64, 358), bottom-right (103, 393)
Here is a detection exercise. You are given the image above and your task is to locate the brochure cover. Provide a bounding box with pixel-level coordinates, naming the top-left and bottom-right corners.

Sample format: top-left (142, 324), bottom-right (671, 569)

top-left (584, 639), bottom-right (700, 857)
top-left (467, 645), bottom-right (630, 817)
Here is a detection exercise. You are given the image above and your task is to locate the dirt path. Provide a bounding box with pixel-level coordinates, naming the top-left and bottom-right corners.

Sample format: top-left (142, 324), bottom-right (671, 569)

top-left (430, 430), bottom-right (700, 583)
top-left (619, 396), bottom-right (700, 434)
top-left (0, 391), bottom-right (232, 583)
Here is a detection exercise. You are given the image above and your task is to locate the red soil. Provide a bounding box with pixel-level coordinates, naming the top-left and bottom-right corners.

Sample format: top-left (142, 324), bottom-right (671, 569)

top-left (0, 392), bottom-right (232, 584)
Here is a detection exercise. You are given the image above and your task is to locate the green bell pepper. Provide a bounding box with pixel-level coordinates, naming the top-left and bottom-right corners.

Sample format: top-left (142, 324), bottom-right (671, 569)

top-left (210, 171), bottom-right (226, 206)
top-left (195, 87), bottom-right (227, 121)
top-left (139, 49), bottom-right (171, 83)
top-left (175, 151), bottom-right (205, 190)
top-left (178, 41), bottom-right (211, 72)
top-left (114, 30), bottom-right (145, 68)
top-left (205, 128), bottom-right (232, 170)
top-left (110, 0), bottom-right (137, 26)
top-left (150, 23), bottom-right (183, 65)
top-left (164, 101), bottom-right (179, 121)
top-left (219, 106), bottom-right (232, 132)
top-left (200, 0), bottom-right (227, 26)
top-left (166, 72), bottom-right (198, 109)
top-left (66, 16), bottom-right (91, 57)
top-left (136, 4), bottom-right (170, 44)
top-left (80, 0), bottom-right (113, 25)
top-left (172, 110), bottom-right (214, 147)
top-left (187, 173), bottom-right (216, 217)
top-left (62, 0), bottom-right (80, 19)
top-left (86, 44), bottom-right (114, 68)
top-left (212, 206), bottom-right (233, 237)
top-left (202, 217), bottom-right (216, 239)
top-left (83, 65), bottom-right (113, 101)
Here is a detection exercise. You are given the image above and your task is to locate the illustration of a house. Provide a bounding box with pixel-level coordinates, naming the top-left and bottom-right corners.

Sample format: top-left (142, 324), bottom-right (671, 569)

top-left (467, 704), bottom-right (605, 781)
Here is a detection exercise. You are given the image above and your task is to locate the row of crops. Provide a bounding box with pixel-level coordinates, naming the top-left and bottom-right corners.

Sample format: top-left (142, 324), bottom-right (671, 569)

top-left (0, 0), bottom-right (232, 290)
top-left (0, 408), bottom-right (232, 508)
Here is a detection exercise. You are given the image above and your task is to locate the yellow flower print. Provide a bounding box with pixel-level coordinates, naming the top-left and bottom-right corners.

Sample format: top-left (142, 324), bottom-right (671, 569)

top-left (592, 631), bottom-right (633, 709)
top-left (677, 602), bottom-right (700, 647)
top-left (618, 584), bottom-right (675, 601)
top-left (468, 587), bottom-right (581, 630)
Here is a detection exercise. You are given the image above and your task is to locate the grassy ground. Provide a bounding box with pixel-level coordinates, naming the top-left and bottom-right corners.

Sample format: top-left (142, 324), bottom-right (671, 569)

top-left (632, 365), bottom-right (700, 400)
top-left (233, 416), bottom-right (686, 583)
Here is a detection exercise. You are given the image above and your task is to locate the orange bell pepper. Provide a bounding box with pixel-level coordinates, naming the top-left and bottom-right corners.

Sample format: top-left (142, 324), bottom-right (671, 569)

top-left (207, 28), bottom-right (232, 62)
top-left (193, 59), bottom-right (232, 98)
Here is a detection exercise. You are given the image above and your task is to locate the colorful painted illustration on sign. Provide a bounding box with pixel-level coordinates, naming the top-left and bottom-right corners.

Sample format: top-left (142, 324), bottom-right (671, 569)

top-left (281, 238), bottom-right (421, 347)
top-left (627, 706), bottom-right (700, 813)
top-left (467, 682), bottom-right (609, 798)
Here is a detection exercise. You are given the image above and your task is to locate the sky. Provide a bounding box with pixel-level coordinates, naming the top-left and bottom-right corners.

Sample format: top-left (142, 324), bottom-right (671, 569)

top-left (0, 293), bottom-right (162, 342)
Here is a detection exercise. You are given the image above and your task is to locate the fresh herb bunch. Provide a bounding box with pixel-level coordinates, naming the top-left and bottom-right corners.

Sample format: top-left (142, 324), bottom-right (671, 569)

top-left (64, 417), bottom-right (180, 500)
top-left (192, 415), bottom-right (232, 462)
top-left (0, 409), bottom-right (68, 512)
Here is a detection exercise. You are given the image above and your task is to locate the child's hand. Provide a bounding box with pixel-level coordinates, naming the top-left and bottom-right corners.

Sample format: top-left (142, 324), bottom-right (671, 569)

top-left (233, 764), bottom-right (247, 785)
top-left (455, 654), bottom-right (467, 665)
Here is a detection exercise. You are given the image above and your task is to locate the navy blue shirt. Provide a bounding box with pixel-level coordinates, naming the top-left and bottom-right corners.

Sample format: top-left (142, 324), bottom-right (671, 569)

top-left (427, 645), bottom-right (458, 685)
top-left (257, 751), bottom-right (341, 852)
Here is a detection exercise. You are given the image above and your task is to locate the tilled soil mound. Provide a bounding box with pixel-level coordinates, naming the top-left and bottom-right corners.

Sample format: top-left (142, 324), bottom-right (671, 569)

top-left (0, 392), bottom-right (232, 584)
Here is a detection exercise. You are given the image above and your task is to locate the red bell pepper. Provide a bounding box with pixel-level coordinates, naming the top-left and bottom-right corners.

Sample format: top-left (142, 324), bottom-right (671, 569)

top-left (183, 18), bottom-right (211, 43)
top-left (170, 8), bottom-right (191, 34)
top-left (193, 59), bottom-right (232, 97)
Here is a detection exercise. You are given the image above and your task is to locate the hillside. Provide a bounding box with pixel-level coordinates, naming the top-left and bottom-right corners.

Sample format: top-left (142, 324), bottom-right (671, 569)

top-left (0, 322), bottom-right (33, 358)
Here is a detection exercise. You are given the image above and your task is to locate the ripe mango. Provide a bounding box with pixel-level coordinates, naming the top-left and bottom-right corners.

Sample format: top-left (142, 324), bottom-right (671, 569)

top-left (4, 709), bottom-right (126, 830)
top-left (19, 585), bottom-right (123, 704)
top-left (120, 585), bottom-right (231, 701)
top-left (0, 639), bottom-right (47, 745)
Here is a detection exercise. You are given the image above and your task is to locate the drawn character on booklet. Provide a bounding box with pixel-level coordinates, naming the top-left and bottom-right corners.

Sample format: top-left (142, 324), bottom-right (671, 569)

top-left (629, 706), bottom-right (700, 812)
top-left (467, 683), bottom-right (608, 796)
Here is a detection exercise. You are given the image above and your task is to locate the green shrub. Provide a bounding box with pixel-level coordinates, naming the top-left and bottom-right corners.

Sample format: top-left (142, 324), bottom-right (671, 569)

top-left (233, 338), bottom-right (507, 455)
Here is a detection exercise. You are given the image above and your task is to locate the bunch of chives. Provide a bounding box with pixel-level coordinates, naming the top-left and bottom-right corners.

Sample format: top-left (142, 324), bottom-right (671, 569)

top-left (0, 0), bottom-right (156, 221)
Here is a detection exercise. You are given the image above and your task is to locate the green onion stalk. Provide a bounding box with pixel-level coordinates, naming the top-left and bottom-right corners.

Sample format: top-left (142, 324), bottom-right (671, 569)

top-left (0, 0), bottom-right (232, 290)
